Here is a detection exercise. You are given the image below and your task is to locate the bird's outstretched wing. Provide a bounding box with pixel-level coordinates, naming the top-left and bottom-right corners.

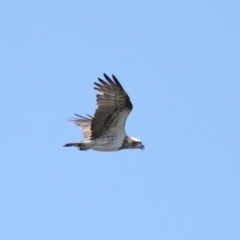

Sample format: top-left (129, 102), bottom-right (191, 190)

top-left (69, 74), bottom-right (133, 140)
top-left (90, 74), bottom-right (133, 139)
top-left (69, 114), bottom-right (92, 140)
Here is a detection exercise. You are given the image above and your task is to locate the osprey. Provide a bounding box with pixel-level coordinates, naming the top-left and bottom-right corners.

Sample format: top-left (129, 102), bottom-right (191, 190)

top-left (64, 74), bottom-right (144, 152)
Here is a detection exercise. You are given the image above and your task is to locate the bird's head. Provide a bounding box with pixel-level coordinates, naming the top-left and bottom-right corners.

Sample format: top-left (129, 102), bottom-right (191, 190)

top-left (122, 136), bottom-right (145, 150)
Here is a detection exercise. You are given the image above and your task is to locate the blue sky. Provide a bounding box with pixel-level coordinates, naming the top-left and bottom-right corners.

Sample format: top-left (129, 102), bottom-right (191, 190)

top-left (1, 1), bottom-right (240, 239)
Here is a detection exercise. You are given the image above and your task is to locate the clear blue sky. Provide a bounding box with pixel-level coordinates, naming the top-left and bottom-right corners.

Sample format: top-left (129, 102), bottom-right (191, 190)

top-left (1, 1), bottom-right (240, 239)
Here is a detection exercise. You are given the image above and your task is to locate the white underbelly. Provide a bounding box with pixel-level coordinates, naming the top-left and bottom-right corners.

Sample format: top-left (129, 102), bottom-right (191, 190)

top-left (91, 145), bottom-right (120, 152)
top-left (91, 133), bottom-right (125, 152)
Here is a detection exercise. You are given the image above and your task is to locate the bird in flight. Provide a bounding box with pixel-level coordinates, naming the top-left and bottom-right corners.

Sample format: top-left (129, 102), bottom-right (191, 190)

top-left (64, 74), bottom-right (144, 152)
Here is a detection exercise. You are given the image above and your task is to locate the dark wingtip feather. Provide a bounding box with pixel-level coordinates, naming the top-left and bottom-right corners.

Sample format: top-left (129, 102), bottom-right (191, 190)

top-left (112, 74), bottom-right (124, 90)
top-left (103, 73), bottom-right (115, 85)
top-left (73, 113), bottom-right (92, 120)
top-left (86, 113), bottom-right (93, 118)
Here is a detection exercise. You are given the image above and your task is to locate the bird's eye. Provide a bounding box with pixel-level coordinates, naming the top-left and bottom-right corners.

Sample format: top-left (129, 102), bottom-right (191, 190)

top-left (139, 141), bottom-right (142, 144)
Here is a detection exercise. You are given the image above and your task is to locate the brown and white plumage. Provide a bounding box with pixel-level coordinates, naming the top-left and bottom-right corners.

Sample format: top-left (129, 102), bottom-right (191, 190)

top-left (64, 74), bottom-right (144, 152)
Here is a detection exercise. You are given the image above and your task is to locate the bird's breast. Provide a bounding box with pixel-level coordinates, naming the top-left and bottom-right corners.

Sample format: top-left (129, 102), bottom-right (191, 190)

top-left (91, 133), bottom-right (125, 151)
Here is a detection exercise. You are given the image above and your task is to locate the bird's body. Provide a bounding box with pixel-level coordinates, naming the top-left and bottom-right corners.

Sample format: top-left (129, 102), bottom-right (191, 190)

top-left (64, 74), bottom-right (144, 152)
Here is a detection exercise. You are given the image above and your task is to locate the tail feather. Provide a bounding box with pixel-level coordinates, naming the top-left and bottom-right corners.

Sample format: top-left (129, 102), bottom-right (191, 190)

top-left (63, 142), bottom-right (79, 147)
top-left (63, 140), bottom-right (92, 150)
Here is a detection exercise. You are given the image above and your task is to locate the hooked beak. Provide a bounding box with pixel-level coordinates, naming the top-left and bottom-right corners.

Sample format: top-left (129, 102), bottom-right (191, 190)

top-left (140, 145), bottom-right (145, 150)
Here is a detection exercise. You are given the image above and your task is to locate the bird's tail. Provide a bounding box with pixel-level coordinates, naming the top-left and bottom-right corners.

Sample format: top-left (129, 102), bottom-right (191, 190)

top-left (63, 142), bottom-right (79, 147)
top-left (63, 140), bottom-right (92, 150)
